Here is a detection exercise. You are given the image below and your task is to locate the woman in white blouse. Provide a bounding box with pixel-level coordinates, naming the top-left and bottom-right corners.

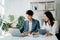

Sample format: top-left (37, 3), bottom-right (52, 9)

top-left (41, 11), bottom-right (58, 36)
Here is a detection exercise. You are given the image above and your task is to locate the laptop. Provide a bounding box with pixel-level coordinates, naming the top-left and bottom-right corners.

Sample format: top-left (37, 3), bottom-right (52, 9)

top-left (9, 29), bottom-right (27, 37)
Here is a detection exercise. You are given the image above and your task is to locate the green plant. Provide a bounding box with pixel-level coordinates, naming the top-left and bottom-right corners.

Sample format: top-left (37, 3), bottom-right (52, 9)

top-left (8, 15), bottom-right (14, 22)
top-left (16, 16), bottom-right (25, 29)
top-left (2, 23), bottom-right (12, 31)
top-left (0, 16), bottom-right (3, 26)
top-left (2, 15), bottom-right (14, 31)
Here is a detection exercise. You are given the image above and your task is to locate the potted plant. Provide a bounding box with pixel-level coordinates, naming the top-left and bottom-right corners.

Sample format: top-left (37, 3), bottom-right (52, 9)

top-left (2, 15), bottom-right (14, 31)
top-left (2, 23), bottom-right (12, 31)
top-left (16, 16), bottom-right (25, 29)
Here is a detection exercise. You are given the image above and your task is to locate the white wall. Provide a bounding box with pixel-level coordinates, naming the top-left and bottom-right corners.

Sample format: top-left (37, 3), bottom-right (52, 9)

top-left (56, 0), bottom-right (60, 28)
top-left (56, 0), bottom-right (60, 21)
top-left (4, 0), bottom-right (31, 22)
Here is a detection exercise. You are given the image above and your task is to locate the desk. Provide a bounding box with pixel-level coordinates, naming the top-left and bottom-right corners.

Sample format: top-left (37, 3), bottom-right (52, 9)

top-left (0, 34), bottom-right (58, 40)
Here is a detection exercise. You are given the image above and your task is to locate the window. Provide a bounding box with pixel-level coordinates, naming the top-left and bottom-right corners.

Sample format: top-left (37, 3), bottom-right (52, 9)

top-left (0, 0), bottom-right (5, 17)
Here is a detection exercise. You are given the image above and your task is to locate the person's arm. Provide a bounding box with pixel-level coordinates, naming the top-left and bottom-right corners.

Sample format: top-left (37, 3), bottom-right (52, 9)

top-left (50, 21), bottom-right (58, 35)
top-left (32, 21), bottom-right (40, 35)
top-left (37, 21), bottom-right (40, 31)
top-left (20, 21), bottom-right (30, 35)
top-left (19, 21), bottom-right (25, 33)
top-left (35, 21), bottom-right (40, 32)
top-left (45, 32), bottom-right (52, 36)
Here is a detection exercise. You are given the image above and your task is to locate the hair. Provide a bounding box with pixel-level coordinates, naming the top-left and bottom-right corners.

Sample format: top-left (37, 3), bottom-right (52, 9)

top-left (26, 10), bottom-right (34, 16)
top-left (44, 11), bottom-right (55, 26)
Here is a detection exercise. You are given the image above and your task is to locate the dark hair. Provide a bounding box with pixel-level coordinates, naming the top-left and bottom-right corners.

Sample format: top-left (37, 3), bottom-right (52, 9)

top-left (44, 11), bottom-right (55, 26)
top-left (26, 10), bottom-right (34, 16)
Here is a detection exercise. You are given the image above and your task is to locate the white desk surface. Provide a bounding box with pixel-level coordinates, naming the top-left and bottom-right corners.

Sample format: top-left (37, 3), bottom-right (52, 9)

top-left (0, 34), bottom-right (58, 40)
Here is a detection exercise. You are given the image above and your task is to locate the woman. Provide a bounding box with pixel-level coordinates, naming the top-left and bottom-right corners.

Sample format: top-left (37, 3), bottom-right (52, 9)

top-left (41, 11), bottom-right (58, 36)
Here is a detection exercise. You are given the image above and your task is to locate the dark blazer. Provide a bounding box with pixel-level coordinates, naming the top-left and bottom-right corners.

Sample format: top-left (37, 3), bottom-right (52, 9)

top-left (20, 19), bottom-right (40, 33)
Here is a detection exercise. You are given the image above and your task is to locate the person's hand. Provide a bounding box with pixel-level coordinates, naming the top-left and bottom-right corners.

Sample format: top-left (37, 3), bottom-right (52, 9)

top-left (45, 32), bottom-right (52, 36)
top-left (32, 32), bottom-right (39, 35)
top-left (23, 32), bottom-right (30, 36)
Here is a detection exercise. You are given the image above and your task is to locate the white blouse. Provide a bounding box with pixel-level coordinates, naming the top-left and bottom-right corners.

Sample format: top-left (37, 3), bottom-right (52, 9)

top-left (41, 21), bottom-right (58, 35)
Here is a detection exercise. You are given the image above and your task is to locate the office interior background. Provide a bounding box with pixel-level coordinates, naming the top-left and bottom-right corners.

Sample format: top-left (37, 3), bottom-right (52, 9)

top-left (0, 0), bottom-right (60, 40)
